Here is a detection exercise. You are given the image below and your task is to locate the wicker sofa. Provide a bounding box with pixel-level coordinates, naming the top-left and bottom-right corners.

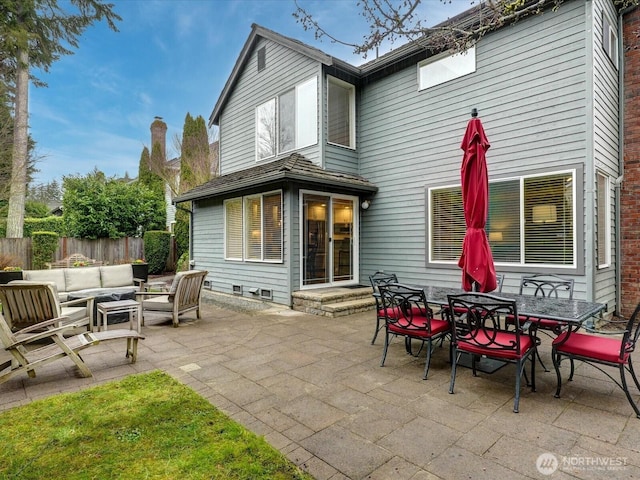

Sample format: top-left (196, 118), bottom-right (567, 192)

top-left (20, 264), bottom-right (144, 301)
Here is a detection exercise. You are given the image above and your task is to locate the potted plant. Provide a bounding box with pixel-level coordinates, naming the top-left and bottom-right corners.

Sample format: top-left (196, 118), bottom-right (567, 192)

top-left (131, 259), bottom-right (149, 283)
top-left (0, 266), bottom-right (23, 284)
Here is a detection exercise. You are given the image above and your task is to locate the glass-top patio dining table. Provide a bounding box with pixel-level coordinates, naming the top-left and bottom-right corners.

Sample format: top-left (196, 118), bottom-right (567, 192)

top-left (416, 285), bottom-right (607, 326)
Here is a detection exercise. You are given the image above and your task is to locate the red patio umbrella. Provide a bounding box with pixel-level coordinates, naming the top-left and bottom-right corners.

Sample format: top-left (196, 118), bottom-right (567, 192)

top-left (458, 110), bottom-right (497, 292)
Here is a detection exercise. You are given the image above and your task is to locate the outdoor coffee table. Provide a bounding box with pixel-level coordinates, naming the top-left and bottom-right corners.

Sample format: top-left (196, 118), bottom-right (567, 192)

top-left (67, 288), bottom-right (137, 329)
top-left (96, 299), bottom-right (142, 333)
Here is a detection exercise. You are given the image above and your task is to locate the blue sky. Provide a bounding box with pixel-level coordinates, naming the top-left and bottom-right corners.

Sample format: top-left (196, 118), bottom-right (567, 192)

top-left (29, 0), bottom-right (472, 186)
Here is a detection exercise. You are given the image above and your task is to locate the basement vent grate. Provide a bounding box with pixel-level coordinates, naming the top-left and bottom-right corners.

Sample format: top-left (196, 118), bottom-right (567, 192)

top-left (232, 285), bottom-right (243, 295)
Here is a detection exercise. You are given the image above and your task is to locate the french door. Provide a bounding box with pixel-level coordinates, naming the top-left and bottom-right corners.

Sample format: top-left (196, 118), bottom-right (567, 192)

top-left (302, 192), bottom-right (358, 287)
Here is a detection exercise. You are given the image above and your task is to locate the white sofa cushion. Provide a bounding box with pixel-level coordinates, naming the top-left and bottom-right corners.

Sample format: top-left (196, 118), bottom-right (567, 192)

top-left (65, 266), bottom-right (101, 292)
top-left (100, 264), bottom-right (134, 288)
top-left (22, 269), bottom-right (66, 295)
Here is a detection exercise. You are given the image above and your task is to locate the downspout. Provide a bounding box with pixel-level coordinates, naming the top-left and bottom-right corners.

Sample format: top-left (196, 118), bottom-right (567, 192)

top-left (615, 5), bottom-right (635, 315)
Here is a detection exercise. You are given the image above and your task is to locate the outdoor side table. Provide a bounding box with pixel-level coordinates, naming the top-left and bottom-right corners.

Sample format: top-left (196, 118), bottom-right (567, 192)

top-left (96, 299), bottom-right (142, 333)
top-left (145, 281), bottom-right (168, 292)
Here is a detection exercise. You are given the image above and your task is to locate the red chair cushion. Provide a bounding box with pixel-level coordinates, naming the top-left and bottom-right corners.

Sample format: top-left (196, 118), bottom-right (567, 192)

top-left (383, 305), bottom-right (428, 320)
top-left (389, 317), bottom-right (450, 338)
top-left (553, 331), bottom-right (628, 364)
top-left (457, 330), bottom-right (535, 360)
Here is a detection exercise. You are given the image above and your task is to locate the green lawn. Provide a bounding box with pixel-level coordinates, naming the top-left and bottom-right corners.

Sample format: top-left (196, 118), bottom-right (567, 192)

top-left (0, 371), bottom-right (314, 479)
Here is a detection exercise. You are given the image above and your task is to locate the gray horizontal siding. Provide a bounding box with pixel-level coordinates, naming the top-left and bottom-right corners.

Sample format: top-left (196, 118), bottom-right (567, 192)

top-left (592, 0), bottom-right (619, 312)
top-left (192, 196), bottom-right (292, 306)
top-left (219, 37), bottom-right (322, 175)
top-left (358, 1), bottom-right (595, 297)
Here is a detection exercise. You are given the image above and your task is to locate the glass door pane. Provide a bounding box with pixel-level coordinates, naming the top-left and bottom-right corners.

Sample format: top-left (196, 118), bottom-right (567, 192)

top-left (332, 199), bottom-right (353, 282)
top-left (303, 194), bottom-right (329, 285)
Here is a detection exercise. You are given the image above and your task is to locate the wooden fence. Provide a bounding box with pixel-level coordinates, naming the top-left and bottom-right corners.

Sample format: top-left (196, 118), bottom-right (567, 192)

top-left (0, 237), bottom-right (174, 270)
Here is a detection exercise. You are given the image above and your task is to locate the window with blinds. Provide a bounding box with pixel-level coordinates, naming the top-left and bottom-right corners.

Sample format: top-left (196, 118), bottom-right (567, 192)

top-left (224, 198), bottom-right (243, 260)
top-left (596, 171), bottom-right (610, 268)
top-left (224, 192), bottom-right (283, 262)
top-left (429, 169), bottom-right (576, 267)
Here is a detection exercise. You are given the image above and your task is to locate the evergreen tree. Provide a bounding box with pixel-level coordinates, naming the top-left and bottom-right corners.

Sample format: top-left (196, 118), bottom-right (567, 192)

top-left (137, 143), bottom-right (165, 227)
top-left (0, 0), bottom-right (121, 238)
top-left (175, 113), bottom-right (212, 259)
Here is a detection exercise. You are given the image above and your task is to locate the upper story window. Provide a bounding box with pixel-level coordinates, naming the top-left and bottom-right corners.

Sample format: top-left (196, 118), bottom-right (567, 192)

top-left (429, 169), bottom-right (577, 268)
top-left (256, 76), bottom-right (318, 161)
top-left (418, 46), bottom-right (476, 90)
top-left (602, 11), bottom-right (618, 69)
top-left (224, 191), bottom-right (283, 262)
top-left (327, 76), bottom-right (355, 149)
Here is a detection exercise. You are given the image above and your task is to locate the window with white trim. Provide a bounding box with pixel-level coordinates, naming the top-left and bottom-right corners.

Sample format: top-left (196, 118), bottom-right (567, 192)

top-left (224, 191), bottom-right (283, 262)
top-left (256, 77), bottom-right (318, 160)
top-left (328, 76), bottom-right (355, 148)
top-left (429, 169), bottom-right (576, 267)
top-left (596, 171), bottom-right (611, 268)
top-left (602, 11), bottom-right (618, 69)
top-left (418, 46), bottom-right (476, 90)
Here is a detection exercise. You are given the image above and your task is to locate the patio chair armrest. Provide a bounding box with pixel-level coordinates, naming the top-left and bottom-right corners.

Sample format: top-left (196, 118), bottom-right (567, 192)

top-left (13, 316), bottom-right (73, 335)
top-left (9, 317), bottom-right (79, 347)
top-left (135, 291), bottom-right (168, 298)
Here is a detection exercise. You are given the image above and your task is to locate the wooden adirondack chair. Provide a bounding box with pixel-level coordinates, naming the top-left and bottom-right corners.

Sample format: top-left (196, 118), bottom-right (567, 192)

top-left (0, 283), bottom-right (144, 383)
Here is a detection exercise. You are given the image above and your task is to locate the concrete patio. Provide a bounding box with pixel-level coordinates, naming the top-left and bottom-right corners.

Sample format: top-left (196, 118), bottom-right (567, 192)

top-left (1, 293), bottom-right (639, 479)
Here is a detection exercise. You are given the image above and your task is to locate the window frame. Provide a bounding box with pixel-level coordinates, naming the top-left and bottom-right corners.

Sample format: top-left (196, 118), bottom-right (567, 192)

top-left (224, 190), bottom-right (283, 263)
top-left (596, 171), bottom-right (611, 269)
top-left (427, 168), bottom-right (581, 271)
top-left (418, 46), bottom-right (476, 91)
top-left (327, 75), bottom-right (356, 149)
top-left (602, 11), bottom-right (618, 69)
top-left (255, 76), bottom-right (318, 161)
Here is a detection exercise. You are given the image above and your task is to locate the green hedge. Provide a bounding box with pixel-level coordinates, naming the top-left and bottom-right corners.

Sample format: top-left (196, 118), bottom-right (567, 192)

top-left (0, 216), bottom-right (65, 238)
top-left (32, 231), bottom-right (59, 269)
top-left (143, 230), bottom-right (171, 274)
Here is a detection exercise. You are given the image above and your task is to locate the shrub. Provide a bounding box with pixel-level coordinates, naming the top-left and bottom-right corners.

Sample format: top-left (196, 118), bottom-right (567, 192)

top-left (0, 253), bottom-right (22, 270)
top-left (176, 252), bottom-right (190, 272)
top-left (32, 231), bottom-right (59, 269)
top-left (24, 216), bottom-right (66, 237)
top-left (143, 230), bottom-right (171, 275)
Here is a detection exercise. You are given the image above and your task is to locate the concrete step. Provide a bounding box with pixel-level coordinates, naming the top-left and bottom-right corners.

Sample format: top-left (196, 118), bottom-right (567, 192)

top-left (292, 286), bottom-right (376, 317)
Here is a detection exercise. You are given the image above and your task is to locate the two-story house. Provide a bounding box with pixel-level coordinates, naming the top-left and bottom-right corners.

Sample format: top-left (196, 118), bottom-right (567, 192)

top-left (175, 0), bottom-right (634, 316)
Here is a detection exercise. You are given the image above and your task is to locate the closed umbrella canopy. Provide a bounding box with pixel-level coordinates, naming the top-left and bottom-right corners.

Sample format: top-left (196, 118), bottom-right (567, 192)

top-left (458, 114), bottom-right (497, 292)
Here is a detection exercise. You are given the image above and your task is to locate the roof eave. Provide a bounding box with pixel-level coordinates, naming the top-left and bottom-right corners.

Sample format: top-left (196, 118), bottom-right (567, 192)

top-left (174, 171), bottom-right (377, 203)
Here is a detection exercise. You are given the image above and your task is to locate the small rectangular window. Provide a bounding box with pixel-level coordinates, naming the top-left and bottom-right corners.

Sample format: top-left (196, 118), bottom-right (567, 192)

top-left (596, 171), bottom-right (611, 268)
top-left (257, 46), bottom-right (266, 72)
top-left (418, 46), bottom-right (476, 90)
top-left (602, 12), bottom-right (618, 69)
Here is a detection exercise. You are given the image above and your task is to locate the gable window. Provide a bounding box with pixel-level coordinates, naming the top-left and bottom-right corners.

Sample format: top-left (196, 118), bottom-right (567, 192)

top-left (224, 191), bottom-right (282, 262)
top-left (327, 76), bottom-right (355, 148)
top-left (596, 171), bottom-right (611, 268)
top-left (257, 46), bottom-right (266, 72)
top-left (418, 46), bottom-right (476, 90)
top-left (256, 76), bottom-right (318, 160)
top-left (602, 12), bottom-right (618, 69)
top-left (429, 169), bottom-right (576, 268)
